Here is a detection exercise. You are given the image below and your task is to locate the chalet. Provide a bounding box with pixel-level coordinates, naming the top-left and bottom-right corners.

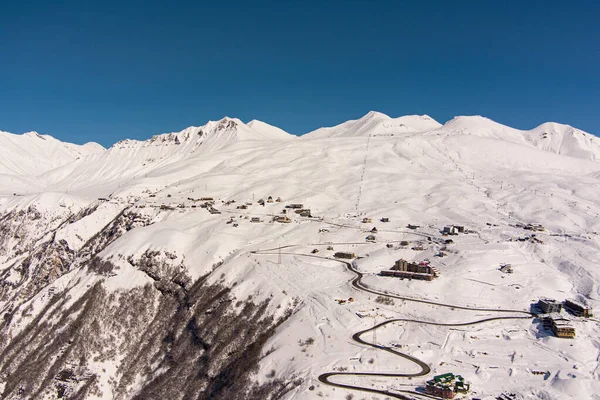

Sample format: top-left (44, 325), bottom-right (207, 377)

top-left (365, 235), bottom-right (376, 242)
top-left (499, 263), bottom-right (513, 274)
top-left (258, 199), bottom-right (265, 205)
top-left (276, 197), bottom-right (282, 202)
top-left (311, 249), bottom-right (319, 254)
top-left (267, 196), bottom-right (274, 203)
top-left (334, 252), bottom-right (356, 259)
top-left (275, 216), bottom-right (291, 223)
top-left (425, 373), bottom-right (470, 399)
top-left (200, 197), bottom-right (214, 201)
top-left (250, 217), bottom-right (261, 223)
top-left (362, 217), bottom-right (372, 223)
top-left (237, 205), bottom-right (248, 210)
top-left (370, 227), bottom-right (378, 233)
top-left (380, 217), bottom-right (390, 223)
top-left (407, 224), bottom-right (419, 230)
top-left (443, 226), bottom-right (459, 235)
top-left (537, 298), bottom-right (562, 314)
top-left (286, 203), bottom-right (304, 209)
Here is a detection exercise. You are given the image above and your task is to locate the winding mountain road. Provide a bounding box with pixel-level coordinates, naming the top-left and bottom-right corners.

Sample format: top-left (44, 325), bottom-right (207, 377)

top-left (251, 249), bottom-right (535, 399)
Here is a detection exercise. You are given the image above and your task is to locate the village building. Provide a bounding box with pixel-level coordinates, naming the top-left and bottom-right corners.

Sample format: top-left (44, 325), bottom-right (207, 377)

top-left (370, 227), bottom-right (378, 233)
top-left (425, 373), bottom-right (470, 399)
top-left (537, 298), bottom-right (562, 314)
top-left (207, 205), bottom-right (221, 214)
top-left (380, 259), bottom-right (439, 281)
top-left (276, 197), bottom-right (282, 202)
top-left (334, 252), bottom-right (356, 259)
top-left (407, 224), bottom-right (419, 230)
top-left (286, 203), bottom-right (304, 209)
top-left (236, 204), bottom-right (248, 210)
top-left (564, 299), bottom-right (593, 318)
top-left (499, 263), bottom-right (513, 274)
top-left (443, 225), bottom-right (466, 235)
top-left (380, 217), bottom-right (390, 222)
top-left (443, 226), bottom-right (458, 235)
top-left (258, 199), bottom-right (265, 205)
top-left (362, 217), bottom-right (372, 223)
top-left (295, 209), bottom-right (312, 217)
top-left (275, 216), bottom-right (291, 223)
top-left (200, 197), bottom-right (214, 201)
top-left (267, 196), bottom-right (274, 203)
top-left (250, 217), bottom-right (261, 223)
top-left (551, 317), bottom-right (576, 339)
top-left (365, 235), bottom-right (376, 242)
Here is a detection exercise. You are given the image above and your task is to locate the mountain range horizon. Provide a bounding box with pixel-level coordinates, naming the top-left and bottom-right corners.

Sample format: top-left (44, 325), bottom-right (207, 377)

top-left (2, 110), bottom-right (597, 149)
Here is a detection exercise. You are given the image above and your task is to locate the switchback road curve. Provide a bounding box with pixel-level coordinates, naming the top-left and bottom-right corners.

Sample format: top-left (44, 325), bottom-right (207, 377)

top-left (251, 249), bottom-right (535, 399)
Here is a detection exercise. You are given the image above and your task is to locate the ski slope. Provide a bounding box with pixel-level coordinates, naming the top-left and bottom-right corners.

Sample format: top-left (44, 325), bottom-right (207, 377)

top-left (0, 111), bottom-right (599, 400)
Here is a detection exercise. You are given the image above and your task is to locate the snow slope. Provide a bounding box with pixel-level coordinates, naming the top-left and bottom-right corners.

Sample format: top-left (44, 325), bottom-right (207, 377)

top-left (0, 130), bottom-right (104, 176)
top-left (1, 111), bottom-right (600, 400)
top-left (304, 111), bottom-right (442, 138)
top-left (442, 116), bottom-right (600, 161)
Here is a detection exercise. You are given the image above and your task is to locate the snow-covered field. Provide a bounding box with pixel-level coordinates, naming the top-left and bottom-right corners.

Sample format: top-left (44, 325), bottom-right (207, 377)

top-left (0, 111), bottom-right (599, 399)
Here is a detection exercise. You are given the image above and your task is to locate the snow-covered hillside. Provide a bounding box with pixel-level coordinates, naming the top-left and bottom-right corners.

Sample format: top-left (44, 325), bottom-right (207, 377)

top-left (304, 111), bottom-right (443, 138)
top-left (0, 130), bottom-right (103, 176)
top-left (0, 112), bottom-right (599, 400)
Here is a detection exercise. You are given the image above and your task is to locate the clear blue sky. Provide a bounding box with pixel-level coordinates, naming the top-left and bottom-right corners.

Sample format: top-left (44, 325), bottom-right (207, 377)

top-left (1, 0), bottom-right (598, 147)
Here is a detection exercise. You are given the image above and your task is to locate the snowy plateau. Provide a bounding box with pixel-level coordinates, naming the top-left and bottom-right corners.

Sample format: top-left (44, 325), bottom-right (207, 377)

top-left (0, 111), bottom-right (599, 400)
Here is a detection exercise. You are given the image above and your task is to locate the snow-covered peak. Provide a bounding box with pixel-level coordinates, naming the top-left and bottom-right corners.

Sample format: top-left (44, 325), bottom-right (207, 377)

top-left (0, 129), bottom-right (105, 177)
top-left (441, 116), bottom-right (600, 161)
top-left (525, 122), bottom-right (600, 161)
top-left (303, 111), bottom-right (441, 138)
top-left (441, 115), bottom-right (529, 144)
top-left (111, 116), bottom-right (292, 151)
top-left (246, 119), bottom-right (295, 140)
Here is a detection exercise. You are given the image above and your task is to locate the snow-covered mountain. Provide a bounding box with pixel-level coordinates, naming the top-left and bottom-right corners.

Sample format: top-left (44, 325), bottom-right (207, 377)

top-left (525, 122), bottom-right (600, 161)
top-left (0, 130), bottom-right (103, 176)
top-left (442, 115), bottom-right (600, 161)
top-left (0, 112), bottom-right (599, 400)
top-left (304, 111), bottom-right (443, 138)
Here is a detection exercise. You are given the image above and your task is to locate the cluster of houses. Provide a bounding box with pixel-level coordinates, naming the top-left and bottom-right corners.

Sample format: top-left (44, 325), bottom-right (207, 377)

top-left (257, 196), bottom-right (282, 205)
top-left (425, 373), bottom-right (470, 399)
top-left (362, 217), bottom-right (390, 223)
top-left (516, 222), bottom-right (545, 232)
top-left (380, 259), bottom-right (439, 281)
top-left (536, 298), bottom-right (593, 339)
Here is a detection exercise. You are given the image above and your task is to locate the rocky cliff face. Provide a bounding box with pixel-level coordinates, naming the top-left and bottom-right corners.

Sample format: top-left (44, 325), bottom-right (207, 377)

top-left (0, 203), bottom-right (300, 400)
